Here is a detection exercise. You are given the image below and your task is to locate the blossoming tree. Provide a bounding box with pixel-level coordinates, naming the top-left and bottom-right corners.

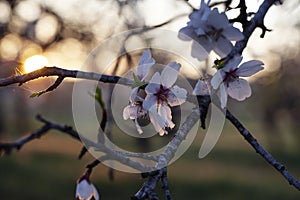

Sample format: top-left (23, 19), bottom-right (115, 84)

top-left (0, 0), bottom-right (299, 199)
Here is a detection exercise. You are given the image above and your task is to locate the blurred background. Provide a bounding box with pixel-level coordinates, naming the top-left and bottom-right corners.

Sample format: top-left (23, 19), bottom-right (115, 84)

top-left (0, 0), bottom-right (300, 199)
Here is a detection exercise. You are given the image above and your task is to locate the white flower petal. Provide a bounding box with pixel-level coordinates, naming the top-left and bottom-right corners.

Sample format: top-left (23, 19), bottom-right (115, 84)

top-left (158, 104), bottom-right (175, 129)
top-left (145, 72), bottom-right (161, 94)
top-left (190, 4), bottom-right (210, 27)
top-left (199, 0), bottom-right (211, 21)
top-left (213, 37), bottom-right (233, 57)
top-left (149, 107), bottom-right (166, 134)
top-left (138, 50), bottom-right (153, 66)
top-left (137, 50), bottom-right (155, 81)
top-left (123, 105), bottom-right (131, 120)
top-left (227, 78), bottom-right (251, 101)
top-left (211, 70), bottom-right (223, 89)
top-left (76, 180), bottom-right (95, 200)
top-left (168, 85), bottom-right (187, 106)
top-left (190, 11), bottom-right (204, 27)
top-left (221, 56), bottom-right (243, 72)
top-left (195, 27), bottom-right (206, 36)
top-left (161, 62), bottom-right (181, 88)
top-left (191, 38), bottom-right (211, 61)
top-left (149, 112), bottom-right (162, 133)
top-left (123, 104), bottom-right (139, 120)
top-left (91, 183), bottom-right (100, 200)
top-left (220, 83), bottom-right (228, 109)
top-left (143, 95), bottom-right (157, 111)
top-left (145, 83), bottom-right (160, 95)
top-left (208, 9), bottom-right (228, 29)
top-left (222, 27), bottom-right (244, 41)
top-left (148, 72), bottom-right (161, 85)
top-left (236, 60), bottom-right (264, 77)
top-left (178, 26), bottom-right (195, 41)
top-left (193, 79), bottom-right (210, 95)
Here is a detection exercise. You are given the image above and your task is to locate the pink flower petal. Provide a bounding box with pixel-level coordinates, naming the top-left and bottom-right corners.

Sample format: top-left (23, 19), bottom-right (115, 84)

top-left (222, 27), bottom-right (244, 41)
top-left (143, 95), bottom-right (157, 111)
top-left (158, 104), bottom-right (175, 129)
top-left (178, 26), bottom-right (195, 41)
top-left (149, 107), bottom-right (166, 135)
top-left (211, 70), bottom-right (223, 90)
top-left (195, 27), bottom-right (206, 36)
top-left (191, 38), bottom-right (211, 61)
top-left (123, 104), bottom-right (138, 120)
top-left (190, 0), bottom-right (210, 22)
top-left (221, 56), bottom-right (243, 72)
top-left (236, 60), bottom-right (264, 77)
top-left (76, 180), bottom-right (99, 200)
top-left (161, 62), bottom-right (181, 88)
top-left (227, 78), bottom-right (251, 101)
top-left (123, 105), bottom-right (131, 120)
top-left (213, 37), bottom-right (233, 57)
top-left (145, 72), bottom-right (161, 94)
top-left (199, 0), bottom-right (211, 20)
top-left (91, 183), bottom-right (100, 200)
top-left (208, 9), bottom-right (228, 29)
top-left (137, 50), bottom-right (155, 81)
top-left (190, 11), bottom-right (204, 27)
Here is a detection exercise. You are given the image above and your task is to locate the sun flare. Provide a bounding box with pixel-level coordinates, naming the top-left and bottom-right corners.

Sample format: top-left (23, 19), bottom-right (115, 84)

top-left (23, 55), bottom-right (49, 73)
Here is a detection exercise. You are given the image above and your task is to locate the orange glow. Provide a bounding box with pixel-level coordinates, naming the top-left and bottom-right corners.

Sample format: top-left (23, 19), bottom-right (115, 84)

top-left (23, 55), bottom-right (48, 73)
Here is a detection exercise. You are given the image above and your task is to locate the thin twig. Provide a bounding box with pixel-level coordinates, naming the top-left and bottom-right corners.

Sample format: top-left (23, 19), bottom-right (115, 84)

top-left (226, 110), bottom-right (300, 190)
top-left (226, 0), bottom-right (276, 59)
top-left (0, 115), bottom-right (154, 172)
top-left (133, 170), bottom-right (162, 200)
top-left (161, 167), bottom-right (172, 200)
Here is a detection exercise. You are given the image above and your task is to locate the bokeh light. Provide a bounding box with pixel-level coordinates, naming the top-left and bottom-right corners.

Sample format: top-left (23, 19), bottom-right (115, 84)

top-left (23, 55), bottom-right (49, 73)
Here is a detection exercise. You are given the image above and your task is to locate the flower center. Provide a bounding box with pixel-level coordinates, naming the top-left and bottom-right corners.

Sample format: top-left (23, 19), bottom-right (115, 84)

top-left (155, 85), bottom-right (170, 104)
top-left (224, 69), bottom-right (238, 84)
top-left (134, 101), bottom-right (148, 118)
top-left (207, 26), bottom-right (223, 41)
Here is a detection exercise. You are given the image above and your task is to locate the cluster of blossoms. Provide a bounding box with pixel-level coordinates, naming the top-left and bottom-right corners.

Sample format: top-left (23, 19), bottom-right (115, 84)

top-left (179, 0), bottom-right (244, 59)
top-left (75, 2), bottom-right (266, 198)
top-left (123, 50), bottom-right (187, 136)
top-left (178, 0), bottom-right (264, 108)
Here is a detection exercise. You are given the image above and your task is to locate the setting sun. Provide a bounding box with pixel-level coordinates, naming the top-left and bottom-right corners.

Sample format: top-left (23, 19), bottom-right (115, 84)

top-left (23, 55), bottom-right (48, 73)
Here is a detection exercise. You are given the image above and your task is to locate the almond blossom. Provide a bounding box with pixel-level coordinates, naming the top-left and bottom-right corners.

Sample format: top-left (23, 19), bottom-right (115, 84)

top-left (142, 62), bottom-right (187, 136)
top-left (211, 56), bottom-right (264, 108)
top-left (178, 0), bottom-right (244, 59)
top-left (76, 179), bottom-right (100, 200)
top-left (123, 49), bottom-right (155, 134)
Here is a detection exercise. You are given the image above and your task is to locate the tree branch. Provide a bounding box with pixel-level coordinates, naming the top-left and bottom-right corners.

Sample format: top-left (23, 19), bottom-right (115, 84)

top-left (2, 67), bottom-right (299, 191)
top-left (157, 108), bottom-right (201, 169)
top-left (133, 167), bottom-right (172, 200)
top-left (0, 115), bottom-right (154, 172)
top-left (227, 0), bottom-right (276, 59)
top-left (226, 110), bottom-right (300, 190)
top-left (0, 66), bottom-right (133, 95)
